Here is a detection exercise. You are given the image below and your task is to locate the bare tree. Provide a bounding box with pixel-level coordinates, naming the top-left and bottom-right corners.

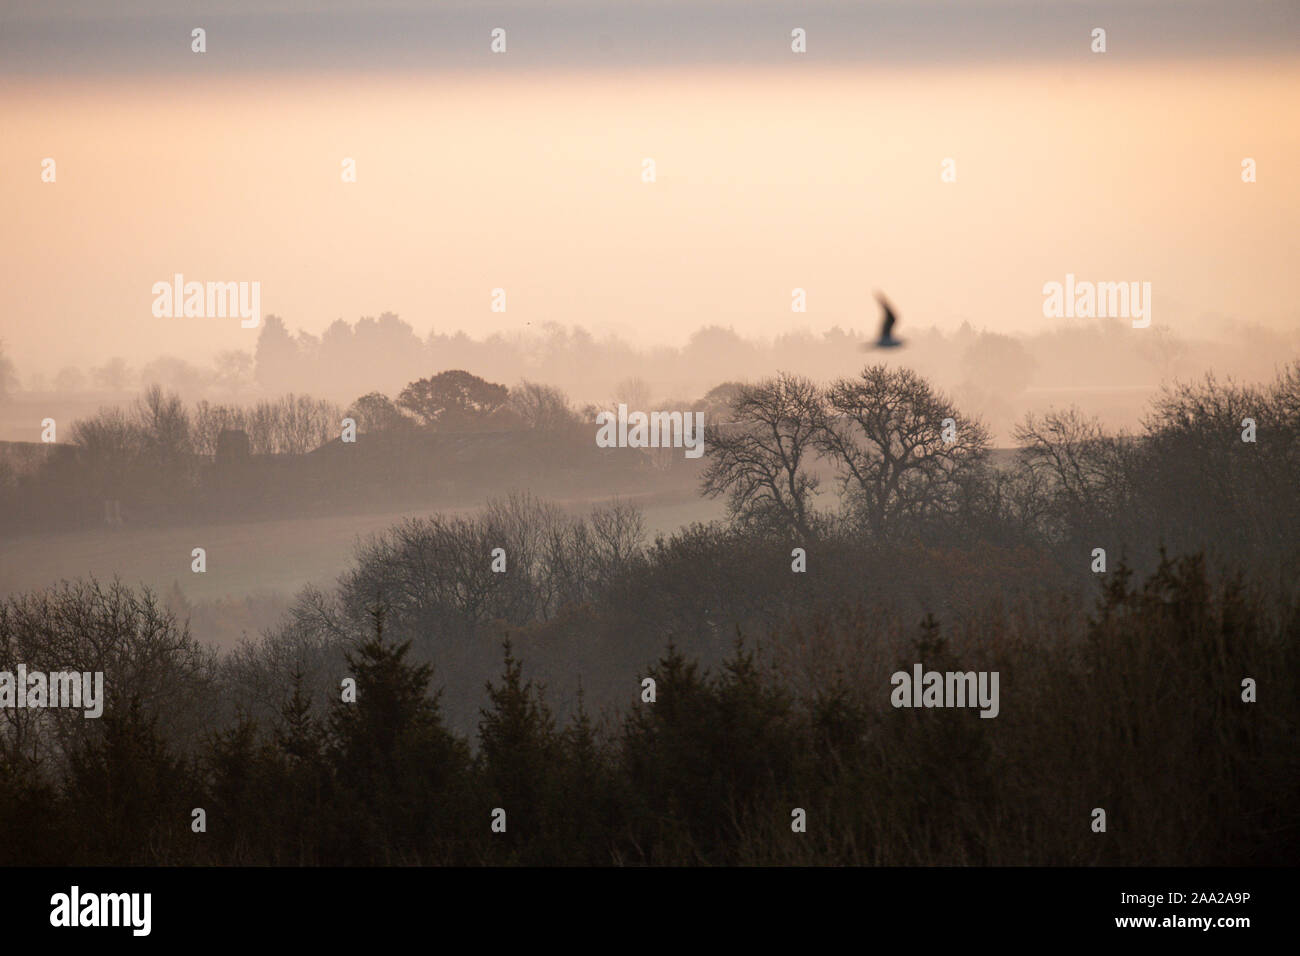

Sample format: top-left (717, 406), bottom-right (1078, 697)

top-left (818, 365), bottom-right (990, 538)
top-left (247, 400), bottom-right (279, 455)
top-left (509, 381), bottom-right (578, 433)
top-left (193, 401), bottom-right (248, 457)
top-left (701, 373), bottom-right (824, 538)
top-left (275, 394), bottom-right (340, 454)
top-left (589, 499), bottom-right (646, 575)
top-left (0, 580), bottom-right (215, 766)
top-left (1137, 373), bottom-right (1273, 558)
top-left (135, 385), bottom-right (193, 463)
top-left (71, 406), bottom-right (144, 503)
top-left (1013, 407), bottom-right (1121, 525)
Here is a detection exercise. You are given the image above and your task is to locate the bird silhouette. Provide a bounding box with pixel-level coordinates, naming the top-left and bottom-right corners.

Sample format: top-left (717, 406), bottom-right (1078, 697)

top-left (867, 291), bottom-right (904, 349)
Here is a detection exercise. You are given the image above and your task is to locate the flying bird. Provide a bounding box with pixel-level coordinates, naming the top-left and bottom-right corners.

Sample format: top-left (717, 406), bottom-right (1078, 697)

top-left (867, 291), bottom-right (904, 349)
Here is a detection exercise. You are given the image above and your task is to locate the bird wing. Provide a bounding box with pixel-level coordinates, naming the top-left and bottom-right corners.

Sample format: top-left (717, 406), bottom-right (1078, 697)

top-left (880, 301), bottom-right (897, 338)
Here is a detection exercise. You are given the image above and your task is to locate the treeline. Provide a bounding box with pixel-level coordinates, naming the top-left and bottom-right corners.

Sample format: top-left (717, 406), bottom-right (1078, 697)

top-left (1, 365), bottom-right (1298, 864)
top-left (702, 363), bottom-right (1300, 586)
top-left (0, 552), bottom-right (1294, 865)
top-left (0, 387), bottom-right (346, 530)
top-left (11, 314), bottom-right (1295, 449)
top-left (0, 370), bottom-right (677, 533)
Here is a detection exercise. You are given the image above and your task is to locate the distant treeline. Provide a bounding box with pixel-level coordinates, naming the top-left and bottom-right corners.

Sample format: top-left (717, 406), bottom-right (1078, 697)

top-left (0, 371), bottom-right (713, 532)
top-left (7, 312), bottom-right (1298, 444)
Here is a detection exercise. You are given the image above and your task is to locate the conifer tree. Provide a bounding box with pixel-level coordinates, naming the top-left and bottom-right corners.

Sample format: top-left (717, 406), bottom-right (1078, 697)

top-left (478, 639), bottom-right (558, 861)
top-left (62, 695), bottom-right (191, 864)
top-left (327, 596), bottom-right (470, 863)
top-left (273, 668), bottom-right (331, 864)
top-left (204, 715), bottom-right (282, 863)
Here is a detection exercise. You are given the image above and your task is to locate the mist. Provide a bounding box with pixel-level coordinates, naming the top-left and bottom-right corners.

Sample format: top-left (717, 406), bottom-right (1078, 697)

top-left (1, 0), bottom-right (1296, 875)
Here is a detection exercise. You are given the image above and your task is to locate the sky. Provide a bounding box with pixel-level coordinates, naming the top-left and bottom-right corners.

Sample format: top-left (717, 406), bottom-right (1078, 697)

top-left (1, 0), bottom-right (1297, 376)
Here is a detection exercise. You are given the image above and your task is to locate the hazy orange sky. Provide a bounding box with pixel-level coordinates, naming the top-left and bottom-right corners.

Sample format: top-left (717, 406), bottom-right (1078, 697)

top-left (2, 3), bottom-right (1297, 375)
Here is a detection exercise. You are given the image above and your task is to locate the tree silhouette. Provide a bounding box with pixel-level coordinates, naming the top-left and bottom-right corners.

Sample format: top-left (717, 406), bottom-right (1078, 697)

top-left (478, 639), bottom-right (558, 861)
top-left (327, 599), bottom-right (470, 863)
top-left (701, 373), bottom-right (824, 538)
top-left (347, 391), bottom-right (411, 433)
top-left (62, 695), bottom-right (191, 864)
top-left (818, 365), bottom-right (990, 538)
top-left (398, 369), bottom-right (509, 430)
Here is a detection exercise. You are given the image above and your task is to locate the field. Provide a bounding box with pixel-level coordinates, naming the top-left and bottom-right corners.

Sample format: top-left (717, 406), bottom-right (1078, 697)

top-left (0, 489), bottom-right (724, 648)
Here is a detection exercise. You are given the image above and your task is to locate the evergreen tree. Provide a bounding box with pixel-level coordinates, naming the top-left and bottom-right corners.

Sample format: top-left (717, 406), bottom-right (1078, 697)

top-left (478, 639), bottom-right (558, 862)
top-left (62, 695), bottom-right (191, 864)
top-left (327, 598), bottom-right (470, 863)
top-left (203, 715), bottom-right (283, 864)
top-left (273, 668), bottom-right (331, 864)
